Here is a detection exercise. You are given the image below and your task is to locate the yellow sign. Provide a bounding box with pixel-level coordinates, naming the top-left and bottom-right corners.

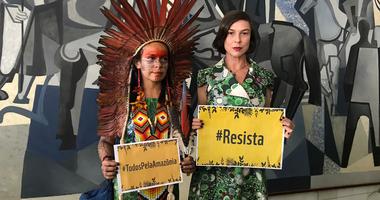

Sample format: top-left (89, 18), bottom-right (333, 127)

top-left (114, 139), bottom-right (182, 193)
top-left (197, 105), bottom-right (285, 169)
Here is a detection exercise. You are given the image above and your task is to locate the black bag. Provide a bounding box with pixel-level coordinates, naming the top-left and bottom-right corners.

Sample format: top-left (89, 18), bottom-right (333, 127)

top-left (79, 180), bottom-right (114, 200)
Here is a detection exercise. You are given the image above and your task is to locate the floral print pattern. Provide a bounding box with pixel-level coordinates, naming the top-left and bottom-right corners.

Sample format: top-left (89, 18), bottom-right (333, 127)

top-left (189, 58), bottom-right (274, 200)
top-left (197, 58), bottom-right (273, 107)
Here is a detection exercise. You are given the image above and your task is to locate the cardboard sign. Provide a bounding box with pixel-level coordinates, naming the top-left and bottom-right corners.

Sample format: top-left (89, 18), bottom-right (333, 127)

top-left (197, 105), bottom-right (285, 169)
top-left (114, 138), bottom-right (182, 193)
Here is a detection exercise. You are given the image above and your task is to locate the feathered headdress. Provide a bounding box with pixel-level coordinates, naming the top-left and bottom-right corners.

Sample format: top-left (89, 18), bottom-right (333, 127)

top-left (97, 0), bottom-right (202, 137)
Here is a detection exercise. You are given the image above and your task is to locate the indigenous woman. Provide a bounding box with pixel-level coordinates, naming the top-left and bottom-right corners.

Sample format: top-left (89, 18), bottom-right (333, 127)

top-left (96, 0), bottom-right (202, 199)
top-left (189, 10), bottom-right (295, 200)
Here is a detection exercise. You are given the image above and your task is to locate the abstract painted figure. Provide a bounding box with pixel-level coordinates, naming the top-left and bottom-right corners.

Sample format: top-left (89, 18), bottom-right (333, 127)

top-left (255, 21), bottom-right (321, 119)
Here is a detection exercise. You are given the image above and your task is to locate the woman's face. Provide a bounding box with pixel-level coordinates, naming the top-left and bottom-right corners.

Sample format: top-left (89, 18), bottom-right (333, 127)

top-left (224, 20), bottom-right (251, 58)
top-left (136, 42), bottom-right (169, 83)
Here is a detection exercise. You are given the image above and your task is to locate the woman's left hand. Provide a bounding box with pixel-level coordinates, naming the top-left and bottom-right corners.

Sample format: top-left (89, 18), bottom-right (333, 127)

top-left (281, 117), bottom-right (295, 139)
top-left (181, 156), bottom-right (196, 174)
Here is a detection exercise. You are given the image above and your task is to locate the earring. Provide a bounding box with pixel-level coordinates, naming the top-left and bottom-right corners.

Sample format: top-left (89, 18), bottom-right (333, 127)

top-left (137, 68), bottom-right (141, 89)
top-left (135, 68), bottom-right (144, 103)
top-left (166, 78), bottom-right (171, 105)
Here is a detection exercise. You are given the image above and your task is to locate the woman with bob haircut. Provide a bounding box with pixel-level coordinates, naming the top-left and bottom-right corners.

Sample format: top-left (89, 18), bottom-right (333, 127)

top-left (189, 10), bottom-right (295, 200)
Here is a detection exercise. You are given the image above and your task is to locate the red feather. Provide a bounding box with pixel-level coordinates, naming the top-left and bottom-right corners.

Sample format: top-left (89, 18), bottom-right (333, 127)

top-left (97, 0), bottom-right (202, 137)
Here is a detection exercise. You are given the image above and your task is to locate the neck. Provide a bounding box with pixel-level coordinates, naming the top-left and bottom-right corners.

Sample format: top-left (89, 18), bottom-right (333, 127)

top-left (225, 54), bottom-right (248, 71)
top-left (143, 81), bottom-right (162, 99)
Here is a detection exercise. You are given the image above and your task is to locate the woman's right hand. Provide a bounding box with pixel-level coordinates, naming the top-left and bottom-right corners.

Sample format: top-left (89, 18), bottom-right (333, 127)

top-left (192, 118), bottom-right (203, 130)
top-left (101, 158), bottom-right (118, 179)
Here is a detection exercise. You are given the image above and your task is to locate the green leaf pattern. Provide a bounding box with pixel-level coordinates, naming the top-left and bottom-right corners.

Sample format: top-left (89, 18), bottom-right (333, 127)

top-left (197, 58), bottom-right (274, 108)
top-left (190, 58), bottom-right (274, 200)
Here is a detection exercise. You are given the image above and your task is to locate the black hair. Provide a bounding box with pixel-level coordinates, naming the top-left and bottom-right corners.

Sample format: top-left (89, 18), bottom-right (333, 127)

top-left (212, 10), bottom-right (257, 54)
top-left (129, 42), bottom-right (173, 104)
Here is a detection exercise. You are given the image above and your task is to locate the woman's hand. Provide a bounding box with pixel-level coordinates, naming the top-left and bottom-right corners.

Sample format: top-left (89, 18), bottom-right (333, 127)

top-left (101, 158), bottom-right (118, 179)
top-left (281, 117), bottom-right (295, 139)
top-left (192, 118), bottom-right (203, 130)
top-left (181, 156), bottom-right (196, 174)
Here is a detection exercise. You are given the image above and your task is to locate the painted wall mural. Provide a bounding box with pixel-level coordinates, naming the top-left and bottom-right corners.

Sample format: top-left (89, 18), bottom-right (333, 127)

top-left (0, 0), bottom-right (379, 198)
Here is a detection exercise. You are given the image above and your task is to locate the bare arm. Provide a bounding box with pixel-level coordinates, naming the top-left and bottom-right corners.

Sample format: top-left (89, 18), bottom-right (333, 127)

top-left (98, 136), bottom-right (118, 179)
top-left (192, 85), bottom-right (207, 130)
top-left (185, 85), bottom-right (207, 173)
top-left (98, 136), bottom-right (115, 161)
top-left (264, 88), bottom-right (272, 107)
top-left (197, 85), bottom-right (207, 105)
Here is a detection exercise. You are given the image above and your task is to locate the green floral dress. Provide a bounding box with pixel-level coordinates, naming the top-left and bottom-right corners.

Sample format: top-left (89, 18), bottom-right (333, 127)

top-left (189, 58), bottom-right (274, 200)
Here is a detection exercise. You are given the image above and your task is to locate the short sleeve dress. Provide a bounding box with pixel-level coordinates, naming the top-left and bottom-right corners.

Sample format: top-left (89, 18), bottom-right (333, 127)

top-left (188, 58), bottom-right (274, 200)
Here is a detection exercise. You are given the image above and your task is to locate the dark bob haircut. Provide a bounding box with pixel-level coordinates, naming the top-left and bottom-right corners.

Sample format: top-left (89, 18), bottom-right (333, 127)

top-left (212, 10), bottom-right (257, 54)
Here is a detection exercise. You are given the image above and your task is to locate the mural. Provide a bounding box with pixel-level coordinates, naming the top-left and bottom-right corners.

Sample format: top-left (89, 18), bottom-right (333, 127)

top-left (0, 0), bottom-right (379, 198)
top-left (0, 0), bottom-right (106, 197)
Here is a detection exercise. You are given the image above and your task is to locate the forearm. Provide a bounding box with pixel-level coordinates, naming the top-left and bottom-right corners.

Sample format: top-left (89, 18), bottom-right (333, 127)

top-left (98, 136), bottom-right (115, 161)
top-left (264, 88), bottom-right (272, 107)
